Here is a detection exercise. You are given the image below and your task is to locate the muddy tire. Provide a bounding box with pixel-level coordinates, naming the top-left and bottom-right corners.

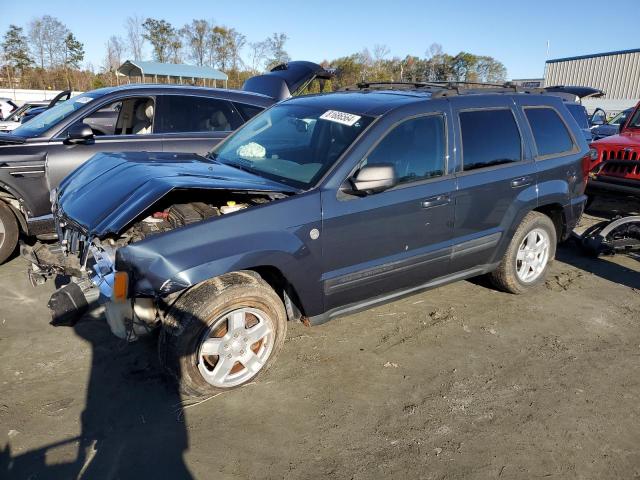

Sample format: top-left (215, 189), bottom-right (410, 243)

top-left (488, 211), bottom-right (557, 294)
top-left (159, 271), bottom-right (287, 397)
top-left (0, 202), bottom-right (19, 265)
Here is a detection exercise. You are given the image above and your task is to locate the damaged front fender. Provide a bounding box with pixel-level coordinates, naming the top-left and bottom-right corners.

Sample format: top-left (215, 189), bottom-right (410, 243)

top-left (115, 192), bottom-right (324, 314)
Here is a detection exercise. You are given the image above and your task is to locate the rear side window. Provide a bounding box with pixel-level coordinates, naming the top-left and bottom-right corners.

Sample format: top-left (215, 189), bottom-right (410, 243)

top-left (565, 104), bottom-right (589, 129)
top-left (525, 107), bottom-right (574, 157)
top-left (155, 95), bottom-right (244, 133)
top-left (460, 109), bottom-right (521, 171)
top-left (233, 102), bottom-right (264, 120)
top-left (365, 114), bottom-right (446, 184)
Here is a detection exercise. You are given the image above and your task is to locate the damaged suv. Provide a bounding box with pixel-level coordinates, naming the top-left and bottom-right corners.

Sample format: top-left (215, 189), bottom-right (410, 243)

top-left (30, 82), bottom-right (590, 396)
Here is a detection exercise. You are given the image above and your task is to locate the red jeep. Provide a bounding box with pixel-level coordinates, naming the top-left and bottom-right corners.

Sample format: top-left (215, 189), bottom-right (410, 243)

top-left (588, 101), bottom-right (640, 197)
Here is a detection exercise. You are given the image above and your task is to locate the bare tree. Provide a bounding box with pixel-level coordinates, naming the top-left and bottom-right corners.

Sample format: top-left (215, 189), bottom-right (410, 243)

top-left (228, 28), bottom-right (246, 71)
top-left (104, 36), bottom-right (125, 84)
top-left (28, 18), bottom-right (45, 68)
top-left (125, 15), bottom-right (145, 61)
top-left (248, 40), bottom-right (269, 73)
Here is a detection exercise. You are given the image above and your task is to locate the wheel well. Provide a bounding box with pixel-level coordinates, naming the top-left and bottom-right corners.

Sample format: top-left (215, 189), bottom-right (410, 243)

top-left (534, 203), bottom-right (565, 240)
top-left (0, 188), bottom-right (27, 233)
top-left (249, 266), bottom-right (306, 321)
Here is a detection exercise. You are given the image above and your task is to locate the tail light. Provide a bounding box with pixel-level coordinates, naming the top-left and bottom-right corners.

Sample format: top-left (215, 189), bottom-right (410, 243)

top-left (582, 148), bottom-right (599, 181)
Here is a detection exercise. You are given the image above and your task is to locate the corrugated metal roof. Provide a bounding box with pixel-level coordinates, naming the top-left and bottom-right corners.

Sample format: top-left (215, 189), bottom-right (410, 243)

top-left (117, 60), bottom-right (228, 81)
top-left (546, 48), bottom-right (640, 64)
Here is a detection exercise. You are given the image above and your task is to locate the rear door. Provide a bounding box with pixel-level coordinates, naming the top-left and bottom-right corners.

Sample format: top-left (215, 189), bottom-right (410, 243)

top-left (514, 96), bottom-right (586, 214)
top-left (156, 95), bottom-right (246, 155)
top-left (449, 96), bottom-right (537, 274)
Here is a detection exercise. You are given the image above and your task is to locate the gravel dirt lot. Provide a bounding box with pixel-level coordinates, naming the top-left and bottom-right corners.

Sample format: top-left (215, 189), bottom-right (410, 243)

top-left (1, 198), bottom-right (639, 480)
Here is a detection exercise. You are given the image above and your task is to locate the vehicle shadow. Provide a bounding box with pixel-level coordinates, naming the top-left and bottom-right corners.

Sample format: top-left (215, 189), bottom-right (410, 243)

top-left (556, 240), bottom-right (640, 290)
top-left (0, 296), bottom-right (199, 479)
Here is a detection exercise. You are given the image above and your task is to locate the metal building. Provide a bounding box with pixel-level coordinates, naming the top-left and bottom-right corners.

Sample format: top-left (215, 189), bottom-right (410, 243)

top-left (544, 48), bottom-right (640, 113)
top-left (117, 60), bottom-right (228, 87)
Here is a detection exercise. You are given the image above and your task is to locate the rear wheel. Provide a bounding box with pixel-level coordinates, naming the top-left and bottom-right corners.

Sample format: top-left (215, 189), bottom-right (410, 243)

top-left (159, 271), bottom-right (287, 397)
top-left (0, 202), bottom-right (19, 264)
top-left (489, 212), bottom-right (556, 294)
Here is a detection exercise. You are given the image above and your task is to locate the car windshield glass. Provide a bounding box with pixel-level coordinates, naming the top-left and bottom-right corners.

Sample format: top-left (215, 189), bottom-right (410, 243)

top-left (608, 110), bottom-right (628, 126)
top-left (627, 108), bottom-right (640, 128)
top-left (5, 104), bottom-right (33, 122)
top-left (212, 103), bottom-right (374, 189)
top-left (12, 92), bottom-right (103, 137)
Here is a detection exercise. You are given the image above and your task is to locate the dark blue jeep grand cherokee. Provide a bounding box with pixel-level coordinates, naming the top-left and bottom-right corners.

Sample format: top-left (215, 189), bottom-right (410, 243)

top-left (36, 82), bottom-right (589, 396)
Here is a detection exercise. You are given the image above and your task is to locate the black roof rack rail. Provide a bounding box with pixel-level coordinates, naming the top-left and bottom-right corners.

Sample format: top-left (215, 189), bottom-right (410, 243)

top-left (340, 80), bottom-right (549, 98)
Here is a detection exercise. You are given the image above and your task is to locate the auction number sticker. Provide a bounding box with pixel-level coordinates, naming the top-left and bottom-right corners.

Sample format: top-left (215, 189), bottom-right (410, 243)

top-left (320, 110), bottom-right (362, 126)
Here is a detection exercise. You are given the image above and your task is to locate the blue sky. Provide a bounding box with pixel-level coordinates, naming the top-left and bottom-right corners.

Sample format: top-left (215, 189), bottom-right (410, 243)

top-left (2, 0), bottom-right (639, 79)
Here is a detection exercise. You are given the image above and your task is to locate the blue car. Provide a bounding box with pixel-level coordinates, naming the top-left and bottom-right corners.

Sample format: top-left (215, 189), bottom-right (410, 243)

top-left (32, 81), bottom-right (589, 396)
top-left (591, 108), bottom-right (633, 140)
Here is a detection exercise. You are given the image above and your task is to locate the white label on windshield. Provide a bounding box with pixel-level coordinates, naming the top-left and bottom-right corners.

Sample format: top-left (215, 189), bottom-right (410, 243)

top-left (320, 110), bottom-right (361, 126)
top-left (74, 96), bottom-right (93, 104)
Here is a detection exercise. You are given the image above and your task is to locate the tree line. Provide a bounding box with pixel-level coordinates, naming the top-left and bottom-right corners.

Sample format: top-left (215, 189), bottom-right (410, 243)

top-left (1, 15), bottom-right (507, 92)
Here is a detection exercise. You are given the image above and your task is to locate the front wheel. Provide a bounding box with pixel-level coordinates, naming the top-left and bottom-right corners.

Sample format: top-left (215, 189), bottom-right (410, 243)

top-left (159, 271), bottom-right (287, 397)
top-left (488, 211), bottom-right (557, 294)
top-left (0, 202), bottom-right (19, 264)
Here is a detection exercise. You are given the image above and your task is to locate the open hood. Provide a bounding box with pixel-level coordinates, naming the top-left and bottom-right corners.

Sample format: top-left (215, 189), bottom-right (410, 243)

top-left (55, 151), bottom-right (296, 237)
top-left (242, 61), bottom-right (333, 101)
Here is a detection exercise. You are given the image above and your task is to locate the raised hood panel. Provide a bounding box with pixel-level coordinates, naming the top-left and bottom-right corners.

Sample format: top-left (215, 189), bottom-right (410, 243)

top-left (56, 151), bottom-right (294, 236)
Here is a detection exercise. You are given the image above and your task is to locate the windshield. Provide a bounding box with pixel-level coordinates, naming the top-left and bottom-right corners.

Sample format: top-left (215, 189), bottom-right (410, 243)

top-left (5, 104), bottom-right (35, 122)
top-left (627, 107), bottom-right (640, 129)
top-left (608, 110), bottom-right (629, 126)
top-left (212, 103), bottom-right (374, 189)
top-left (12, 93), bottom-right (103, 137)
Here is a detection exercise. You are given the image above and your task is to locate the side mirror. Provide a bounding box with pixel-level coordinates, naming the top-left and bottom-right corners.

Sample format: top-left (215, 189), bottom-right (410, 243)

top-left (350, 163), bottom-right (397, 194)
top-left (65, 124), bottom-right (94, 144)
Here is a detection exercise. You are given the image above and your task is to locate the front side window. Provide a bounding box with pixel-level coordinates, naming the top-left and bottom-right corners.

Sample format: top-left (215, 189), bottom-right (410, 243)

top-left (460, 109), bottom-right (521, 171)
top-left (67, 96), bottom-right (154, 136)
top-left (155, 96), bottom-right (243, 133)
top-left (213, 103), bottom-right (374, 189)
top-left (364, 115), bottom-right (446, 184)
top-left (525, 107), bottom-right (574, 157)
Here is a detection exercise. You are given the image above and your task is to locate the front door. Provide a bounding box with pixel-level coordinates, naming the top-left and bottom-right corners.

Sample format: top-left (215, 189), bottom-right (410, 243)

top-left (46, 95), bottom-right (163, 190)
top-left (321, 112), bottom-right (455, 312)
top-left (449, 97), bottom-right (537, 273)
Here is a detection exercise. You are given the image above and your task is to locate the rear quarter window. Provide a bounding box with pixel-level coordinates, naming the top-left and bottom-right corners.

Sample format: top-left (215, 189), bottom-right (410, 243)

top-left (460, 109), bottom-right (522, 171)
top-left (525, 107), bottom-right (574, 157)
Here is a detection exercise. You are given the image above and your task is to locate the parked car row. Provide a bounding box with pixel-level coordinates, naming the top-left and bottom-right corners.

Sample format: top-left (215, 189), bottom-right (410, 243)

top-left (19, 78), bottom-right (591, 396)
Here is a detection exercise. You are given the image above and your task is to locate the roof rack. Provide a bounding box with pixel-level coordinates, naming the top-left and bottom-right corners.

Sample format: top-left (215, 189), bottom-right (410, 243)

top-left (341, 80), bottom-right (548, 98)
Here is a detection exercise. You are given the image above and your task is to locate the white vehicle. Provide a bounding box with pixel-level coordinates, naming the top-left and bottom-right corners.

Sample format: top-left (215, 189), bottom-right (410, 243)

top-left (0, 101), bottom-right (48, 132)
top-left (0, 98), bottom-right (18, 121)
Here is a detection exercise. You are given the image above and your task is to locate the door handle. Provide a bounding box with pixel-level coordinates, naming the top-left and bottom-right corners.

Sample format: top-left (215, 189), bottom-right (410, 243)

top-left (511, 176), bottom-right (534, 188)
top-left (421, 194), bottom-right (450, 209)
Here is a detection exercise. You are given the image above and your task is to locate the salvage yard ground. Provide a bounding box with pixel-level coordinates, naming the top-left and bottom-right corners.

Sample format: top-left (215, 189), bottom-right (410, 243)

top-left (1, 198), bottom-right (639, 479)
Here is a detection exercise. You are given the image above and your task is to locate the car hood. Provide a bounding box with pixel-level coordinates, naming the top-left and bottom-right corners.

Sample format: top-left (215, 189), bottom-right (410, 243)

top-left (591, 129), bottom-right (640, 148)
top-left (56, 151), bottom-right (297, 237)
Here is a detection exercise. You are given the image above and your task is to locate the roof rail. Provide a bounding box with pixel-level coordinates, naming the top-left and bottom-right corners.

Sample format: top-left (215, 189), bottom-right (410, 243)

top-left (341, 80), bottom-right (549, 98)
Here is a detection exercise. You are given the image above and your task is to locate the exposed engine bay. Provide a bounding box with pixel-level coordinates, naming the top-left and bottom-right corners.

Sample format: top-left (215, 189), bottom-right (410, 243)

top-left (101, 191), bottom-right (275, 249)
